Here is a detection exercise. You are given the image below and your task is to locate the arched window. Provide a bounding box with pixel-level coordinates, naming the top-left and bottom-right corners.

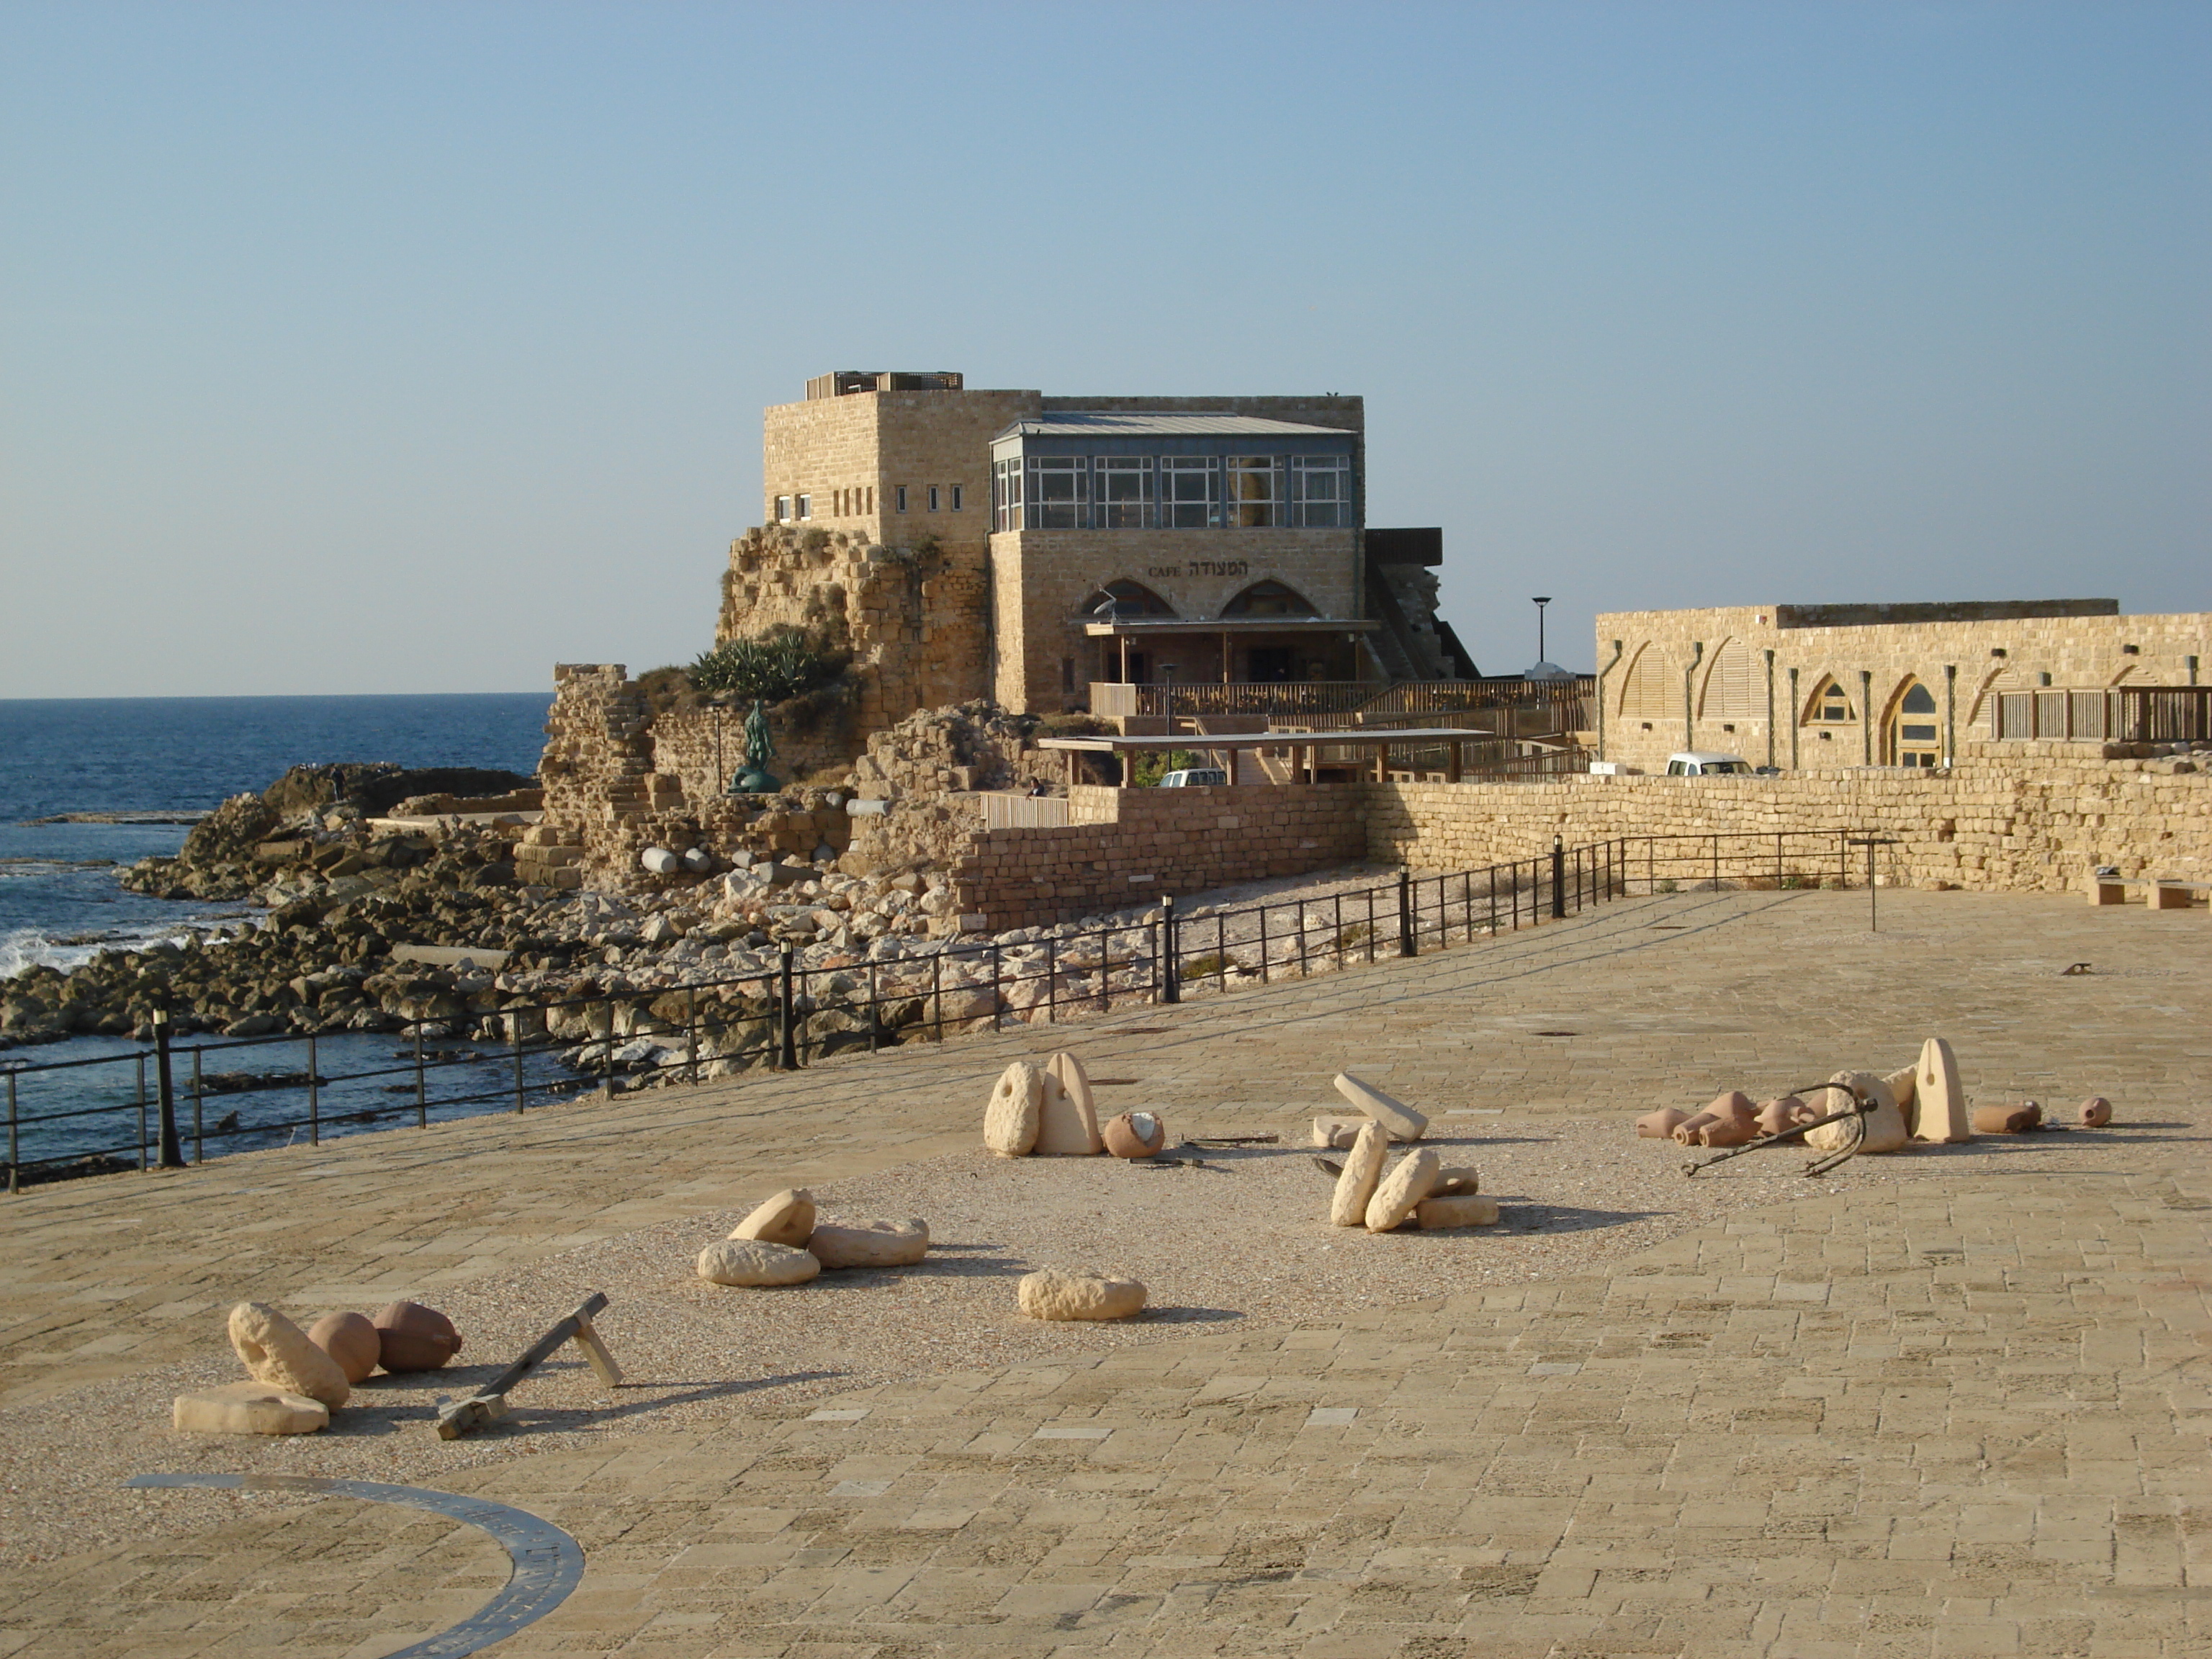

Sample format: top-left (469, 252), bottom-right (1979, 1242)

top-left (1887, 678), bottom-right (1941, 766)
top-left (1699, 637), bottom-right (1760, 720)
top-left (1082, 580), bottom-right (1176, 619)
top-left (1804, 675), bottom-right (1854, 724)
top-left (1617, 644), bottom-right (1670, 718)
top-left (1220, 580), bottom-right (1316, 617)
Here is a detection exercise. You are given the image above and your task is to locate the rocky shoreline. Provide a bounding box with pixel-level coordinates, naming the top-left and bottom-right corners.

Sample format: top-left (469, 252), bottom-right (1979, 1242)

top-left (1, 760), bottom-right (1177, 1079)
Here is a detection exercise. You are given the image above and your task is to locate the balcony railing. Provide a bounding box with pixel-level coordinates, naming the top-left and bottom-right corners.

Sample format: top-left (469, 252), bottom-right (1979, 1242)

top-left (1989, 686), bottom-right (2212, 743)
top-left (1089, 676), bottom-right (1596, 724)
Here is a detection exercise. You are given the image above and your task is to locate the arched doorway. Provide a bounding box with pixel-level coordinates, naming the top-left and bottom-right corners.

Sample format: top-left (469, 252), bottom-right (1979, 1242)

top-left (1887, 680), bottom-right (1941, 767)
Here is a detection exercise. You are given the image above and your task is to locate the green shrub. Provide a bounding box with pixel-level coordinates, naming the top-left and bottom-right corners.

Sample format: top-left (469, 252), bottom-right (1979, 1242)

top-left (691, 629), bottom-right (842, 704)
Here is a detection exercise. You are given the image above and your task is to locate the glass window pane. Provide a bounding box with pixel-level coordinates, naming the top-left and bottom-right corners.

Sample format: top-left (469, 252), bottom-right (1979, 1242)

top-left (1161, 457), bottom-right (1217, 528)
top-left (1225, 457), bottom-right (1278, 528)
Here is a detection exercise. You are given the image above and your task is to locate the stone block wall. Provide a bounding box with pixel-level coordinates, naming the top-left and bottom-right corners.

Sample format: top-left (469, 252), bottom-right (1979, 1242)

top-left (1596, 602), bottom-right (2211, 775)
top-left (989, 526), bottom-right (1364, 714)
top-left (1361, 755), bottom-right (2211, 894)
top-left (948, 784), bottom-right (1369, 930)
top-left (719, 524), bottom-right (990, 737)
top-left (650, 699), bottom-right (856, 804)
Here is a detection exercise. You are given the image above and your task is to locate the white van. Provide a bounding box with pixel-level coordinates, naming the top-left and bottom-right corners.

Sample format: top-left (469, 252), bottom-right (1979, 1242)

top-left (1156, 767), bottom-right (1228, 788)
top-left (1665, 752), bottom-right (1753, 776)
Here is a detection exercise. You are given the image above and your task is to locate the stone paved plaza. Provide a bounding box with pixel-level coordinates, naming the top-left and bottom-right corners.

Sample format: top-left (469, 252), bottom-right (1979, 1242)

top-left (0, 886), bottom-right (2206, 1658)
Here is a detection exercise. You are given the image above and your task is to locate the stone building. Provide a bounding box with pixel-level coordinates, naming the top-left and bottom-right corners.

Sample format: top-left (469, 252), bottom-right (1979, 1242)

top-left (1593, 600), bottom-right (2211, 773)
top-left (725, 370), bottom-right (1470, 724)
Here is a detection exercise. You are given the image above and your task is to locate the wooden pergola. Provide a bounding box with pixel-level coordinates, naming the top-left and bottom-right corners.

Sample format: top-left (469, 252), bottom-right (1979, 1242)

top-left (1037, 727), bottom-right (1496, 786)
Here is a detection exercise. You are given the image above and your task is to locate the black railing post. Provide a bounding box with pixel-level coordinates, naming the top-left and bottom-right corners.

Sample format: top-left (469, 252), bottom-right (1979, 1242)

top-left (778, 948), bottom-right (798, 1069)
top-left (153, 1010), bottom-right (184, 1169)
top-left (191, 1046), bottom-right (203, 1164)
top-left (991, 942), bottom-right (1003, 1033)
top-left (414, 1021), bottom-right (427, 1127)
top-left (307, 1031), bottom-right (320, 1146)
top-left (512, 1019), bottom-right (526, 1114)
top-left (1160, 896), bottom-right (1179, 1004)
top-left (1397, 870), bottom-right (1416, 957)
top-left (5, 1069), bottom-right (15, 1192)
top-left (686, 985), bottom-right (700, 1082)
top-left (1551, 837), bottom-right (1565, 919)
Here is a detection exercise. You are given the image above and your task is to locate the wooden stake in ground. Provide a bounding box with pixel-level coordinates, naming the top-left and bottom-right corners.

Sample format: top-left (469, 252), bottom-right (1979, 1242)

top-left (436, 1291), bottom-right (619, 1439)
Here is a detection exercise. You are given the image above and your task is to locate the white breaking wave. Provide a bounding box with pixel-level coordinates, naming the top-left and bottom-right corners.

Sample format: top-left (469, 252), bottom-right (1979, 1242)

top-left (0, 914), bottom-right (247, 981)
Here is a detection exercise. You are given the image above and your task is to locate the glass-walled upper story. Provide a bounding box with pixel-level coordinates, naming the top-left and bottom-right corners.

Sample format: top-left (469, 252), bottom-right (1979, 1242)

top-left (989, 413), bottom-right (1358, 533)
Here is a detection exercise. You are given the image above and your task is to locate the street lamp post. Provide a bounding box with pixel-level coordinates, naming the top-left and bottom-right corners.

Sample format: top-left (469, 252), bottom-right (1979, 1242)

top-left (1532, 597), bottom-right (1552, 667)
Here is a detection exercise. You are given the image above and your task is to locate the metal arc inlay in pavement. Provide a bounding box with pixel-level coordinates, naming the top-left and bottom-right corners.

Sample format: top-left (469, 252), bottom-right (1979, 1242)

top-left (126, 1472), bottom-right (584, 1658)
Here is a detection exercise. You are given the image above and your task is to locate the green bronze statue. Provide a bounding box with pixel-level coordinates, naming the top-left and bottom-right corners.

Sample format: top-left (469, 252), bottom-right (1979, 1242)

top-left (731, 698), bottom-right (780, 793)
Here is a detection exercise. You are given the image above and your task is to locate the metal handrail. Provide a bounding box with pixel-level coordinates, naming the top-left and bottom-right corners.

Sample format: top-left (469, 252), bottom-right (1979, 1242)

top-left (2, 828), bottom-right (1874, 1187)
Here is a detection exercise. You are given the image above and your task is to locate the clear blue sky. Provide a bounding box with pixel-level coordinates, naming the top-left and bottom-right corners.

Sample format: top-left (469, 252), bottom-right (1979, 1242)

top-left (4, 1), bottom-right (2205, 696)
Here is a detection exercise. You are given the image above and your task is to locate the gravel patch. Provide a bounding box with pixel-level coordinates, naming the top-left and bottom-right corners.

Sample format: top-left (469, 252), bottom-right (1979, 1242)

top-left (0, 1102), bottom-right (2150, 1563)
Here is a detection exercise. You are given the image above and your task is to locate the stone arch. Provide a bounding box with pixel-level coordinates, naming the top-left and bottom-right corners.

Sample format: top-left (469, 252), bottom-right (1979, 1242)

top-left (1617, 644), bottom-right (1671, 717)
top-left (1799, 672), bottom-right (1856, 726)
top-left (1220, 579), bottom-right (1316, 617)
top-left (1080, 579), bottom-right (1176, 619)
top-left (1964, 664), bottom-right (2023, 727)
top-left (1698, 637), bottom-right (1761, 720)
top-left (1880, 675), bottom-right (1942, 765)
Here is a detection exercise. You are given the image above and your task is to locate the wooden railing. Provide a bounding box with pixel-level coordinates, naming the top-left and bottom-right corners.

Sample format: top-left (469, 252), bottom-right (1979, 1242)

top-left (981, 793), bottom-right (1071, 830)
top-left (1088, 675), bottom-right (1596, 725)
top-left (1989, 686), bottom-right (2212, 743)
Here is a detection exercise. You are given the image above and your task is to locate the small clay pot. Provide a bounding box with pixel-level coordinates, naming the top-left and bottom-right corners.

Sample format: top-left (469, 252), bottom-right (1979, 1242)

top-left (307, 1310), bottom-right (382, 1384)
top-left (2079, 1097), bottom-right (2113, 1128)
top-left (1101, 1110), bottom-right (1166, 1159)
top-left (1755, 1096), bottom-right (1813, 1136)
top-left (1674, 1092), bottom-right (1758, 1147)
top-left (1971, 1100), bottom-right (2041, 1135)
top-left (372, 1300), bottom-right (464, 1372)
top-left (1635, 1107), bottom-right (1689, 1139)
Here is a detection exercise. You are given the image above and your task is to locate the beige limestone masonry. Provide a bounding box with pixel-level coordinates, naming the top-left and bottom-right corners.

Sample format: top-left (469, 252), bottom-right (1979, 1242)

top-left (944, 755), bottom-right (2208, 926)
top-left (989, 526), bottom-right (1362, 714)
top-left (950, 784), bottom-right (1367, 930)
top-left (1596, 601), bottom-right (2211, 773)
top-left (718, 523), bottom-right (989, 732)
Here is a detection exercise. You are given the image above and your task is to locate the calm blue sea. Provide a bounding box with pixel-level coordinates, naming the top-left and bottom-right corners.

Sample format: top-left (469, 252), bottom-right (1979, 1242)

top-left (0, 694), bottom-right (550, 976)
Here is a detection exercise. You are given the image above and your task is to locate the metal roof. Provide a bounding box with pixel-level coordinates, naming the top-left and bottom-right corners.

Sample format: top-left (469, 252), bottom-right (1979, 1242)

top-left (994, 412), bottom-right (1355, 440)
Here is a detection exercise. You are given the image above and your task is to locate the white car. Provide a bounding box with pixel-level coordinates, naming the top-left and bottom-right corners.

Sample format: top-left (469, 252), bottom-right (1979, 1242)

top-left (1156, 767), bottom-right (1228, 788)
top-left (1665, 751), bottom-right (1753, 776)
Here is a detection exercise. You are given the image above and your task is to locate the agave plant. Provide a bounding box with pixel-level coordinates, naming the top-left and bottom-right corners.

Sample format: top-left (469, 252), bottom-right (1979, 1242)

top-left (689, 631), bottom-right (837, 704)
